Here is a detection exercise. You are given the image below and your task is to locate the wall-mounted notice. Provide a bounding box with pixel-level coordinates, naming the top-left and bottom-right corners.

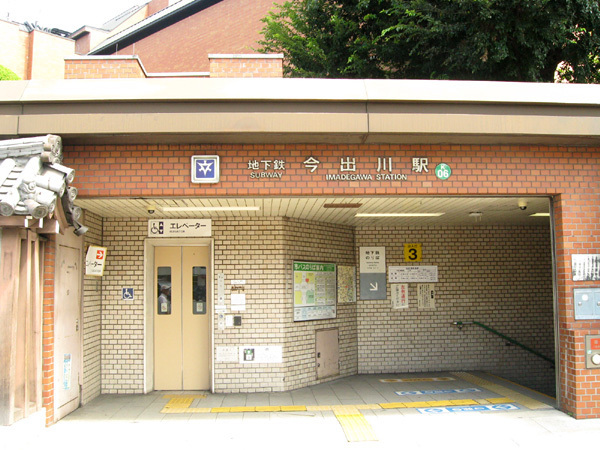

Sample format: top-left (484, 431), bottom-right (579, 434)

top-left (572, 254), bottom-right (600, 281)
top-left (293, 261), bottom-right (337, 321)
top-left (216, 346), bottom-right (239, 362)
top-left (360, 247), bottom-right (387, 300)
top-left (392, 284), bottom-right (409, 309)
top-left (337, 266), bottom-right (357, 303)
top-left (417, 283), bottom-right (436, 309)
top-left (239, 346), bottom-right (283, 364)
top-left (389, 265), bottom-right (438, 283)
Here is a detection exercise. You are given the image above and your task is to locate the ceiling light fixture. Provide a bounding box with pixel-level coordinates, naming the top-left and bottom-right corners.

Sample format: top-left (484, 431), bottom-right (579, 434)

top-left (530, 212), bottom-right (550, 217)
top-left (355, 213), bottom-right (445, 217)
top-left (323, 203), bottom-right (363, 209)
top-left (162, 206), bottom-right (260, 212)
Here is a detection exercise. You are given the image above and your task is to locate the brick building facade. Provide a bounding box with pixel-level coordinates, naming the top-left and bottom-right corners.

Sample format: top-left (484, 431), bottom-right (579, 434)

top-left (1, 77), bottom-right (599, 425)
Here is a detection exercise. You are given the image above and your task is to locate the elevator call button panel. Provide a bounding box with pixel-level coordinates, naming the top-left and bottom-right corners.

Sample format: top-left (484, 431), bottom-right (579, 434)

top-left (585, 335), bottom-right (600, 369)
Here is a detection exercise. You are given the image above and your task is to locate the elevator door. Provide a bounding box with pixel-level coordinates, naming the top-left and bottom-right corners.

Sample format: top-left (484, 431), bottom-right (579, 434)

top-left (154, 246), bottom-right (210, 390)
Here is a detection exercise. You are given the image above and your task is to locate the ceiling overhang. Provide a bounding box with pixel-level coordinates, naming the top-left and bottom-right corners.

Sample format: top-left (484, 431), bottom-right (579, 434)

top-left (0, 78), bottom-right (599, 146)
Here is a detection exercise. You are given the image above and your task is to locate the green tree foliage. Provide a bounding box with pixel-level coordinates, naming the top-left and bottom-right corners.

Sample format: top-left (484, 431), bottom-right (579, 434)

top-left (258, 0), bottom-right (600, 82)
top-left (0, 65), bottom-right (20, 81)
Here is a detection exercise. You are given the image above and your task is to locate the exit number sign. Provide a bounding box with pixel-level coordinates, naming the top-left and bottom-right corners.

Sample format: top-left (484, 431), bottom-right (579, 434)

top-left (404, 243), bottom-right (422, 262)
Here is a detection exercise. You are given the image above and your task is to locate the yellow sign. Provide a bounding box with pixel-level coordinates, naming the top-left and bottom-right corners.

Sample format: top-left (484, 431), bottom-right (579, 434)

top-left (404, 243), bottom-right (422, 262)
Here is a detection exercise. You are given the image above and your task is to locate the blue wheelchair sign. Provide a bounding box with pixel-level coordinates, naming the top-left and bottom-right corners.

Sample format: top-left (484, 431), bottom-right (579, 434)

top-left (122, 288), bottom-right (134, 301)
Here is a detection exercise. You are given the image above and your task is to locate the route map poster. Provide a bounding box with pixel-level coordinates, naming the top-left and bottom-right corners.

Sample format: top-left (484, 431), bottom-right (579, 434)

top-left (293, 261), bottom-right (337, 321)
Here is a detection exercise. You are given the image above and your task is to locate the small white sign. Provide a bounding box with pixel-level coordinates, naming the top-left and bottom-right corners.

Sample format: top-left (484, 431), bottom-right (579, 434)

top-left (216, 346), bottom-right (239, 362)
top-left (85, 246), bottom-right (107, 276)
top-left (572, 254), bottom-right (600, 281)
top-left (231, 293), bottom-right (246, 311)
top-left (389, 265), bottom-right (438, 283)
top-left (392, 284), bottom-right (409, 309)
top-left (417, 283), bottom-right (436, 309)
top-left (360, 247), bottom-right (386, 273)
top-left (148, 219), bottom-right (211, 237)
top-left (239, 346), bottom-right (283, 364)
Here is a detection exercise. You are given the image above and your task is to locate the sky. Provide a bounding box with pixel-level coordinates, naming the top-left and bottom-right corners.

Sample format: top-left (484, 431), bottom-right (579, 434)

top-left (0, 0), bottom-right (147, 32)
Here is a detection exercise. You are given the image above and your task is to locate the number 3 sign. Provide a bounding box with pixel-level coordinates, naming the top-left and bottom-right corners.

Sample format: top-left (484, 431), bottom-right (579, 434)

top-left (404, 243), bottom-right (422, 262)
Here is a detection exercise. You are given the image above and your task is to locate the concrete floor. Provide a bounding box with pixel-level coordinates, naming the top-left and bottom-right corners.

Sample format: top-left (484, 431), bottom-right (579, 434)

top-left (3, 372), bottom-right (600, 449)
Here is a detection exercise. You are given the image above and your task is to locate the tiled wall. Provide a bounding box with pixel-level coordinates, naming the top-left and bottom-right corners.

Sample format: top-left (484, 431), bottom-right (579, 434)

top-left (356, 225), bottom-right (555, 396)
top-left (81, 217), bottom-right (554, 398)
top-left (81, 211), bottom-right (103, 403)
top-left (89, 216), bottom-right (357, 395)
top-left (283, 218), bottom-right (357, 390)
top-left (100, 218), bottom-right (147, 394)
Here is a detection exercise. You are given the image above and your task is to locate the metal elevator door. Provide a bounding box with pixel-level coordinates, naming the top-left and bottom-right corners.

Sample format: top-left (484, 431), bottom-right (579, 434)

top-left (154, 246), bottom-right (210, 390)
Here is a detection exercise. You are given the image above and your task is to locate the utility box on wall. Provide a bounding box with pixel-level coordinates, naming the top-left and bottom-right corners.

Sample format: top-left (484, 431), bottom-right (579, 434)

top-left (585, 336), bottom-right (600, 369)
top-left (574, 289), bottom-right (600, 320)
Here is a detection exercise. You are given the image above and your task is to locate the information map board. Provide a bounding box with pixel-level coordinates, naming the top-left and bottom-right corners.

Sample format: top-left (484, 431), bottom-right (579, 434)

top-left (293, 261), bottom-right (337, 321)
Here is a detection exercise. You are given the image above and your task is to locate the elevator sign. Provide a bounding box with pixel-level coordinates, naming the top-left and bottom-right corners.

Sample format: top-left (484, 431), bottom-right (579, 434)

top-left (148, 219), bottom-right (211, 237)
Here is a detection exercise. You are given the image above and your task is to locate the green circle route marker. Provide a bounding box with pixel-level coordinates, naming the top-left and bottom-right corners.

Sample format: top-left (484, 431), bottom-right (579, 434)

top-left (435, 163), bottom-right (452, 180)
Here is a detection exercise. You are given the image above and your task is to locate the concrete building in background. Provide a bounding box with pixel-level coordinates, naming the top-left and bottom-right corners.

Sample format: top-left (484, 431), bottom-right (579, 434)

top-left (0, 0), bottom-right (276, 80)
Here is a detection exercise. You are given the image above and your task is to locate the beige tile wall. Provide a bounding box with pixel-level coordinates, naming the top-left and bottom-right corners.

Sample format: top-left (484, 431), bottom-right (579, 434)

top-left (84, 218), bottom-right (554, 397)
top-left (100, 218), bottom-right (147, 394)
top-left (355, 225), bottom-right (555, 396)
top-left (81, 211), bottom-right (103, 403)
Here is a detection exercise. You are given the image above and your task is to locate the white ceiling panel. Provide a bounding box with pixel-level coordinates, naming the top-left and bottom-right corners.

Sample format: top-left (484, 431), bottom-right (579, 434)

top-left (75, 196), bottom-right (551, 227)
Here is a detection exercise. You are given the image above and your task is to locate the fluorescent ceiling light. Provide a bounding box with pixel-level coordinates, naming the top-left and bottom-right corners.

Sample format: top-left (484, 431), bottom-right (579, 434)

top-left (323, 203), bottom-right (363, 209)
top-left (355, 213), bottom-right (445, 217)
top-left (530, 212), bottom-right (550, 217)
top-left (162, 206), bottom-right (260, 212)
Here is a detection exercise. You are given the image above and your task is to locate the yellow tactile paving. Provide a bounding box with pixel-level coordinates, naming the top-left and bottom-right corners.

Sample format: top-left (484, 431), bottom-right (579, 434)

top-left (356, 404), bottom-right (382, 410)
top-left (229, 406), bottom-right (256, 412)
top-left (380, 402), bottom-right (406, 409)
top-left (162, 394), bottom-right (206, 399)
top-left (379, 377), bottom-right (455, 383)
top-left (451, 372), bottom-right (549, 410)
top-left (160, 397), bottom-right (194, 413)
top-left (280, 405), bottom-right (307, 412)
top-left (210, 407), bottom-right (231, 413)
top-left (306, 405), bottom-right (333, 411)
top-left (333, 406), bottom-right (377, 442)
top-left (255, 406), bottom-right (281, 412)
top-left (487, 397), bottom-right (514, 404)
top-left (160, 397), bottom-right (513, 414)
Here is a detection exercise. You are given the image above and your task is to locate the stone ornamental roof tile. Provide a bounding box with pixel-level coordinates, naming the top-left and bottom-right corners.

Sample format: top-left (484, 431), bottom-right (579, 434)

top-left (0, 135), bottom-right (86, 235)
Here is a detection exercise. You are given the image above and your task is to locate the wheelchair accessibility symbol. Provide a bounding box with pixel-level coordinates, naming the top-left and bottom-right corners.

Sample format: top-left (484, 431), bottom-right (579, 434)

top-left (150, 221), bottom-right (164, 235)
top-left (122, 288), bottom-right (134, 301)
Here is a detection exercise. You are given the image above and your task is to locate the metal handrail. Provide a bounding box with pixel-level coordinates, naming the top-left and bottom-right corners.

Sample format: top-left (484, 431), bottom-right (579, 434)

top-left (452, 321), bottom-right (555, 367)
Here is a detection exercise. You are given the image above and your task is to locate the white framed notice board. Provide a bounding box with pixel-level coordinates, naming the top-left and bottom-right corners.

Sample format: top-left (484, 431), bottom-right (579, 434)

top-left (293, 261), bottom-right (337, 321)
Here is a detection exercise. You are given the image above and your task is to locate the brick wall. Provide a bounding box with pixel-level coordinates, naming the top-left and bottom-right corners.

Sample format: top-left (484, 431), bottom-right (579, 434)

top-left (66, 143), bottom-right (600, 418)
top-left (356, 225), bottom-right (555, 396)
top-left (112, 0), bottom-right (276, 73)
top-left (42, 236), bottom-right (56, 425)
top-left (65, 57), bottom-right (146, 79)
top-left (81, 211), bottom-right (103, 403)
top-left (209, 54), bottom-right (283, 78)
